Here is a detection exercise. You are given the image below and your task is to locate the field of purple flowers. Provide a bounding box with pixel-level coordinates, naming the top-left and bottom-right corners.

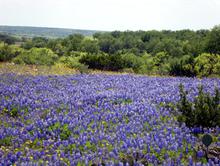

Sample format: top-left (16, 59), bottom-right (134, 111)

top-left (0, 73), bottom-right (219, 165)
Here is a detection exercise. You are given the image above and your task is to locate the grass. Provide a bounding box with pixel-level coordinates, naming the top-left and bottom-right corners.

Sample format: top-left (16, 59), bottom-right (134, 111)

top-left (0, 62), bottom-right (166, 76)
top-left (0, 62), bottom-right (77, 75)
top-left (0, 62), bottom-right (131, 76)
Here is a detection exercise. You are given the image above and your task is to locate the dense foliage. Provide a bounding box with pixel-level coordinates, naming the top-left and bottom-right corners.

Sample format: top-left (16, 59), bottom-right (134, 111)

top-left (176, 84), bottom-right (220, 128)
top-left (0, 74), bottom-right (219, 165)
top-left (13, 48), bottom-right (58, 65)
top-left (1, 25), bottom-right (220, 76)
top-left (0, 42), bottom-right (23, 61)
top-left (0, 33), bottom-right (19, 44)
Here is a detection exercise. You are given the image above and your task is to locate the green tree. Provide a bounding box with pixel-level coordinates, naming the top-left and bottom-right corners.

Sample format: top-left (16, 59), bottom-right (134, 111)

top-left (63, 34), bottom-right (84, 55)
top-left (153, 52), bottom-right (170, 75)
top-left (205, 25), bottom-right (220, 54)
top-left (22, 37), bottom-right (48, 49)
top-left (47, 39), bottom-right (65, 56)
top-left (0, 33), bottom-right (18, 44)
top-left (81, 39), bottom-right (99, 54)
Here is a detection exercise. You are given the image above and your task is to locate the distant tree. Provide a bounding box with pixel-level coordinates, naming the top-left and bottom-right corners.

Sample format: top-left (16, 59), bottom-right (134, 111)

top-left (141, 30), bottom-right (163, 43)
top-left (47, 39), bottom-right (64, 56)
top-left (205, 25), bottom-right (220, 54)
top-left (111, 31), bottom-right (121, 38)
top-left (32, 37), bottom-right (48, 47)
top-left (97, 34), bottom-right (115, 53)
top-left (152, 38), bottom-right (185, 57)
top-left (0, 33), bottom-right (18, 44)
top-left (93, 32), bottom-right (102, 39)
top-left (81, 39), bottom-right (99, 54)
top-left (63, 34), bottom-right (84, 53)
top-left (22, 37), bottom-right (48, 49)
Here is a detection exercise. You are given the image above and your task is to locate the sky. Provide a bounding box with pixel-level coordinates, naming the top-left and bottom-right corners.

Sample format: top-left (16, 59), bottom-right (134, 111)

top-left (0, 0), bottom-right (220, 31)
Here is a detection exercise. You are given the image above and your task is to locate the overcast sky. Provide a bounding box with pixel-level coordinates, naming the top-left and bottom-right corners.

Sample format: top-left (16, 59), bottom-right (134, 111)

top-left (0, 0), bottom-right (220, 31)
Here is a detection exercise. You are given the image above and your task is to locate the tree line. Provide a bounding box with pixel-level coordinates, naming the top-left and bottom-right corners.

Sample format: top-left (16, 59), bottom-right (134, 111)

top-left (1, 25), bottom-right (220, 77)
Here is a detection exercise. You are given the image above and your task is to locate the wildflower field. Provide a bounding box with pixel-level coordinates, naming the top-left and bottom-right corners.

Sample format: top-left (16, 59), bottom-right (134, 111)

top-left (0, 73), bottom-right (219, 165)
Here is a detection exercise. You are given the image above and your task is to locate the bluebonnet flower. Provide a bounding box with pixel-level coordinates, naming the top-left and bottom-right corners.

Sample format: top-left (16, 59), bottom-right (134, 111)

top-left (196, 150), bottom-right (204, 158)
top-left (0, 74), bottom-right (219, 165)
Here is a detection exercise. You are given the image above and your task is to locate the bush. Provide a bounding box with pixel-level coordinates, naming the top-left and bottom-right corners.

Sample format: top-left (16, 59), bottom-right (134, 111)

top-left (0, 42), bottom-right (23, 61)
top-left (153, 52), bottom-right (171, 75)
top-left (58, 56), bottom-right (89, 73)
top-left (13, 47), bottom-right (58, 65)
top-left (169, 55), bottom-right (196, 77)
top-left (121, 53), bottom-right (143, 72)
top-left (194, 53), bottom-right (220, 77)
top-left (137, 53), bottom-right (156, 74)
top-left (121, 68), bottom-right (134, 73)
top-left (79, 53), bottom-right (109, 70)
top-left (79, 53), bottom-right (125, 71)
top-left (177, 84), bottom-right (220, 128)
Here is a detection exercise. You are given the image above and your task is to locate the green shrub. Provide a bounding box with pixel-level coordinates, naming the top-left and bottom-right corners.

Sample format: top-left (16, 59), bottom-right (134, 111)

top-left (194, 53), bottom-right (220, 77)
top-left (13, 47), bottom-right (58, 65)
top-left (177, 84), bottom-right (220, 127)
top-left (79, 53), bottom-right (110, 70)
top-left (77, 64), bottom-right (89, 74)
top-left (137, 53), bottom-right (155, 74)
top-left (0, 42), bottom-right (23, 61)
top-left (169, 55), bottom-right (195, 77)
top-left (121, 68), bottom-right (134, 73)
top-left (58, 56), bottom-right (89, 73)
top-left (79, 53), bottom-right (125, 71)
top-left (153, 52), bottom-right (171, 75)
top-left (121, 53), bottom-right (143, 72)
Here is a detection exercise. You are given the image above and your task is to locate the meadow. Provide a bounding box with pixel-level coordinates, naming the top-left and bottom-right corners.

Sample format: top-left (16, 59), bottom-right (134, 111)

top-left (0, 73), bottom-right (219, 165)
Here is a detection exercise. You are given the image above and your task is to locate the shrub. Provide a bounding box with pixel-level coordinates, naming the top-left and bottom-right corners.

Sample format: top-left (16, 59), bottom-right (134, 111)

top-left (79, 53), bottom-right (107, 70)
top-left (0, 42), bottom-right (23, 61)
top-left (194, 53), bottom-right (220, 77)
top-left (169, 55), bottom-right (196, 77)
top-left (58, 56), bottom-right (89, 73)
top-left (138, 53), bottom-right (155, 74)
top-left (177, 84), bottom-right (220, 128)
top-left (121, 68), bottom-right (134, 73)
top-left (79, 53), bottom-right (125, 71)
top-left (153, 52), bottom-right (171, 75)
top-left (77, 64), bottom-right (89, 74)
top-left (121, 53), bottom-right (143, 72)
top-left (13, 47), bottom-right (58, 65)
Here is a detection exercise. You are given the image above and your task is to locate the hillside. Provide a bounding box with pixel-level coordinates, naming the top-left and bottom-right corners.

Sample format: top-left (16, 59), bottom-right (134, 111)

top-left (0, 25), bottom-right (102, 38)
